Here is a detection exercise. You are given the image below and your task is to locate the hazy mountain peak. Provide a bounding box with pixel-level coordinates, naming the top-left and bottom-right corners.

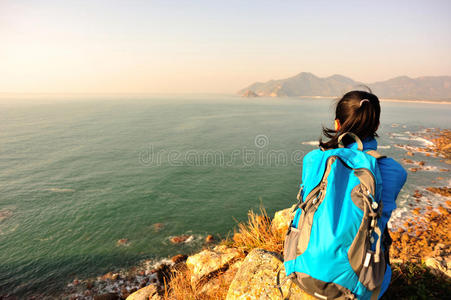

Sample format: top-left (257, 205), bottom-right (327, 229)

top-left (238, 72), bottom-right (451, 100)
top-left (294, 72), bottom-right (316, 77)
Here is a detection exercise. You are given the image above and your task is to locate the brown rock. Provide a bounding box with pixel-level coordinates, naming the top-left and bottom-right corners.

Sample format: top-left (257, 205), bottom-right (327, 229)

top-left (121, 288), bottom-right (130, 299)
top-left (438, 206), bottom-right (449, 215)
top-left (272, 205), bottom-right (297, 233)
top-left (401, 233), bottom-right (410, 242)
top-left (169, 235), bottom-right (192, 244)
top-left (111, 273), bottom-right (119, 281)
top-left (152, 223), bottom-right (164, 232)
top-left (424, 257), bottom-right (451, 277)
top-left (101, 272), bottom-right (119, 281)
top-left (389, 193), bottom-right (450, 265)
top-left (186, 245), bottom-right (242, 285)
top-left (198, 260), bottom-right (243, 297)
top-left (101, 272), bottom-right (113, 280)
top-left (241, 90), bottom-right (259, 97)
top-left (205, 234), bottom-right (215, 243)
top-left (94, 293), bottom-right (120, 300)
top-left (152, 263), bottom-right (172, 286)
top-left (426, 187), bottom-right (451, 197)
top-left (226, 249), bottom-right (304, 300)
top-left (116, 239), bottom-right (129, 246)
top-left (407, 151), bottom-right (414, 156)
top-left (171, 254), bottom-right (188, 264)
top-left (126, 284), bottom-right (161, 300)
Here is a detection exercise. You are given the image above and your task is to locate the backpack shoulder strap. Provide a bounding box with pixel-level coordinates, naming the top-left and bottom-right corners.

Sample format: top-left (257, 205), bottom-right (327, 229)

top-left (365, 150), bottom-right (387, 159)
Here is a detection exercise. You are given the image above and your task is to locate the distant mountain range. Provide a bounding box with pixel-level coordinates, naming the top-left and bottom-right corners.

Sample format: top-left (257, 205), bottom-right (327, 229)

top-left (238, 72), bottom-right (451, 100)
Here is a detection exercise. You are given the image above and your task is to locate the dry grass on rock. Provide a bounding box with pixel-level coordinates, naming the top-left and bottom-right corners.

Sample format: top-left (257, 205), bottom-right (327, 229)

top-left (163, 206), bottom-right (284, 299)
top-left (163, 268), bottom-right (235, 300)
top-left (164, 196), bottom-right (451, 299)
top-left (229, 206), bottom-right (285, 254)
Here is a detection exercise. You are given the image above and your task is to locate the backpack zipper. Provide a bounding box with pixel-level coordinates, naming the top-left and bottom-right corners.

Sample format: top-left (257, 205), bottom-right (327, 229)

top-left (295, 156), bottom-right (334, 230)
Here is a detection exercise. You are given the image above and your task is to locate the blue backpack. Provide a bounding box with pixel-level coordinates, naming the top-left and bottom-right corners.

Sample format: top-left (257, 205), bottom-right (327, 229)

top-left (283, 132), bottom-right (387, 300)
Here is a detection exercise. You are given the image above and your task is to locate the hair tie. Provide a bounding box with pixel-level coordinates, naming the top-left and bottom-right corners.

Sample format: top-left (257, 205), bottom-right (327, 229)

top-left (359, 99), bottom-right (370, 106)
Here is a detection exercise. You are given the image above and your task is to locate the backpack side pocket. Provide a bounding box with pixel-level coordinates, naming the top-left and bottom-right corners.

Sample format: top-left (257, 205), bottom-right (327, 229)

top-left (283, 227), bottom-right (301, 262)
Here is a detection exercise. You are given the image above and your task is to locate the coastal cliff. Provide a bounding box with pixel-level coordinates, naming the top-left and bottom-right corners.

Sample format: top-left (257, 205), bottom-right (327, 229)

top-left (125, 200), bottom-right (450, 299)
top-left (65, 129), bottom-right (451, 300)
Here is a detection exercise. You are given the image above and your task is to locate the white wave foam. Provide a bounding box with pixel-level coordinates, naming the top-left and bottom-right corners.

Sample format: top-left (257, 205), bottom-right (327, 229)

top-left (389, 132), bottom-right (434, 146)
top-left (393, 144), bottom-right (437, 156)
top-left (388, 207), bottom-right (409, 230)
top-left (44, 188), bottom-right (75, 192)
top-left (167, 234), bottom-right (200, 245)
top-left (377, 145), bottom-right (391, 149)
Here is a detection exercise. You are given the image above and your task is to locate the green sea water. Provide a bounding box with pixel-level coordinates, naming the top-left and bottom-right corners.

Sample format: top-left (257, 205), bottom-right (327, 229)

top-left (0, 95), bottom-right (450, 296)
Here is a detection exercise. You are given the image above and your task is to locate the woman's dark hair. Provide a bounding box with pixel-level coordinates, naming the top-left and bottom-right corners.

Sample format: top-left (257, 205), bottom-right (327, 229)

top-left (319, 90), bottom-right (381, 149)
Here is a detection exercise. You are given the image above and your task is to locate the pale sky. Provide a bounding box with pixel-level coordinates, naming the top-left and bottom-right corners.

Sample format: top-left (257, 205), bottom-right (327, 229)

top-left (1, 0), bottom-right (450, 94)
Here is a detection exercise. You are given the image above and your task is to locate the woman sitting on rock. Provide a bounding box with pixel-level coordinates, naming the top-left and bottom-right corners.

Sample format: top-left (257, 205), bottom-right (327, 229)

top-left (319, 90), bottom-right (407, 298)
top-left (283, 90), bottom-right (407, 299)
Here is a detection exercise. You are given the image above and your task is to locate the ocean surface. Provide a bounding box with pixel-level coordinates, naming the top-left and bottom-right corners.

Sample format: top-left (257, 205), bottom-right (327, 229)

top-left (0, 95), bottom-right (450, 296)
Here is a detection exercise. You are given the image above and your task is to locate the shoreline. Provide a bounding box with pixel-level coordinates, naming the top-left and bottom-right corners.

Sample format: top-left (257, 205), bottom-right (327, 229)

top-left (60, 128), bottom-right (450, 299)
top-left (299, 95), bottom-right (451, 104)
top-left (6, 128), bottom-right (449, 299)
top-left (380, 98), bottom-right (451, 104)
top-left (246, 95), bottom-right (451, 104)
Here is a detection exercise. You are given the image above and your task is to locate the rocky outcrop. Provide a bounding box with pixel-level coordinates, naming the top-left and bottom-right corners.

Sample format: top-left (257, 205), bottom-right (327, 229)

top-left (424, 257), bottom-right (451, 277)
top-left (390, 203), bottom-right (450, 267)
top-left (186, 245), bottom-right (242, 285)
top-left (272, 204), bottom-right (296, 233)
top-left (241, 89), bottom-right (259, 97)
top-left (169, 235), bottom-right (193, 244)
top-left (118, 198), bottom-right (450, 300)
top-left (226, 249), bottom-right (306, 300)
top-left (198, 260), bottom-right (243, 296)
top-left (426, 187), bottom-right (451, 197)
top-left (126, 284), bottom-right (161, 300)
top-left (93, 293), bottom-right (120, 300)
top-left (425, 129), bottom-right (451, 159)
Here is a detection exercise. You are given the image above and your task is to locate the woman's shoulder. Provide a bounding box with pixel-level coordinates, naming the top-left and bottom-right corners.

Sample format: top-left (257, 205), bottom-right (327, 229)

top-left (377, 156), bottom-right (408, 185)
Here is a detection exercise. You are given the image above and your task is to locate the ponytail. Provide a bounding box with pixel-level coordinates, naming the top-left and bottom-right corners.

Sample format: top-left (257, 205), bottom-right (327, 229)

top-left (319, 90), bottom-right (381, 150)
